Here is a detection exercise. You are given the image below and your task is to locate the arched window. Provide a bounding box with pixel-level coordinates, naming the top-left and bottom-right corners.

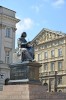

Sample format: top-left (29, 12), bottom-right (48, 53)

top-left (58, 90), bottom-right (62, 92)
top-left (43, 83), bottom-right (48, 91)
top-left (44, 83), bottom-right (48, 86)
top-left (5, 78), bottom-right (9, 85)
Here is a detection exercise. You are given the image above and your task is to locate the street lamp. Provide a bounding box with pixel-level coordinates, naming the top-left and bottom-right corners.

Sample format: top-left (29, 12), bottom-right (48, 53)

top-left (0, 73), bottom-right (4, 91)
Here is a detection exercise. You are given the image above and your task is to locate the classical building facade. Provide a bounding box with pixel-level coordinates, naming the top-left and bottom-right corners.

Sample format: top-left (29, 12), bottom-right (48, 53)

top-left (0, 6), bottom-right (20, 86)
top-left (0, 6), bottom-right (20, 63)
top-left (32, 28), bottom-right (66, 92)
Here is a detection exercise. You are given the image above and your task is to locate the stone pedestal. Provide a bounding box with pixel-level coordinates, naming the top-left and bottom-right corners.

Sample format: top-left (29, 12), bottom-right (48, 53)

top-left (0, 84), bottom-right (46, 100)
top-left (9, 61), bottom-right (41, 85)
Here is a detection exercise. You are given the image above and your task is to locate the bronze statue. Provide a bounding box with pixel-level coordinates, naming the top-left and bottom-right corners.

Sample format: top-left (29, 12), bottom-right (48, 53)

top-left (17, 32), bottom-right (34, 61)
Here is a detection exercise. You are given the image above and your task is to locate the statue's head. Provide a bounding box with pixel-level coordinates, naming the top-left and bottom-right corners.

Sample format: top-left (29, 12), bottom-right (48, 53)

top-left (21, 32), bottom-right (27, 38)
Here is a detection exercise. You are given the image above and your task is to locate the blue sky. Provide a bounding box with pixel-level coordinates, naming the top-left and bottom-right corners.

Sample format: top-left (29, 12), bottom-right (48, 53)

top-left (0, 0), bottom-right (66, 47)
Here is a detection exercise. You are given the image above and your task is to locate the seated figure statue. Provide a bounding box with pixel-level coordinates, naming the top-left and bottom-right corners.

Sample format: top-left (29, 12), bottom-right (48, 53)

top-left (17, 32), bottom-right (34, 62)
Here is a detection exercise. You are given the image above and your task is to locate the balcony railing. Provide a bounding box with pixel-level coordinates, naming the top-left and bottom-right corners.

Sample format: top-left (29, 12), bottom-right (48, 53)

top-left (57, 70), bottom-right (66, 75)
top-left (39, 70), bottom-right (66, 78)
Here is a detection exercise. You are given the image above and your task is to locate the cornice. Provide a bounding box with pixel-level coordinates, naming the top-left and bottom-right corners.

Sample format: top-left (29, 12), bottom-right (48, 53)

top-left (0, 24), bottom-right (17, 31)
top-left (0, 14), bottom-right (20, 23)
top-left (34, 36), bottom-right (65, 47)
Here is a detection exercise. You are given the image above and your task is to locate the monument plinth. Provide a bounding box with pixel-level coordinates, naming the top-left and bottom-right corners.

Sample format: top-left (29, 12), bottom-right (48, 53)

top-left (9, 61), bottom-right (41, 84)
top-left (8, 32), bottom-right (41, 85)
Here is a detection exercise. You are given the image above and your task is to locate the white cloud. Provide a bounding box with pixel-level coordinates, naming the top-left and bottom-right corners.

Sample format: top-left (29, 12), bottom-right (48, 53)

top-left (52, 0), bottom-right (65, 8)
top-left (16, 18), bottom-right (34, 35)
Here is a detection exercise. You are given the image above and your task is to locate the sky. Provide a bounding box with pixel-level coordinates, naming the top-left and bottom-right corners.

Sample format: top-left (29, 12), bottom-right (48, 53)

top-left (0, 0), bottom-right (66, 48)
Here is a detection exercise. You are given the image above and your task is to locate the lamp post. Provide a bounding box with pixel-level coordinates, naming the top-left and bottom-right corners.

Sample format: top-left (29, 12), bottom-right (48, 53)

top-left (0, 73), bottom-right (4, 91)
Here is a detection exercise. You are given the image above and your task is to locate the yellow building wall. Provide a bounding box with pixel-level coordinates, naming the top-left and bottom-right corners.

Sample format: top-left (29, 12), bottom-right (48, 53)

top-left (34, 34), bottom-right (66, 92)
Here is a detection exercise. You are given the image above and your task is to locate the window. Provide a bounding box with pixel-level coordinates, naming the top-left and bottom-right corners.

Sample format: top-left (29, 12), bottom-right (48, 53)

top-left (6, 28), bottom-right (11, 37)
top-left (5, 51), bottom-right (10, 63)
top-left (43, 83), bottom-right (48, 91)
top-left (57, 76), bottom-right (62, 85)
top-left (58, 48), bottom-right (62, 57)
top-left (59, 40), bottom-right (64, 45)
top-left (35, 48), bottom-right (38, 51)
top-left (44, 52), bottom-right (48, 59)
top-left (38, 53), bottom-right (41, 61)
top-left (58, 61), bottom-right (62, 71)
top-left (51, 62), bottom-right (55, 71)
top-left (51, 50), bottom-right (54, 57)
top-left (44, 63), bottom-right (48, 72)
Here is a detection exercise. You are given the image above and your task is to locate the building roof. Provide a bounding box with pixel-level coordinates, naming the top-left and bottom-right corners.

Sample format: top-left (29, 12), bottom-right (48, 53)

top-left (0, 6), bottom-right (16, 13)
top-left (32, 28), bottom-right (66, 43)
